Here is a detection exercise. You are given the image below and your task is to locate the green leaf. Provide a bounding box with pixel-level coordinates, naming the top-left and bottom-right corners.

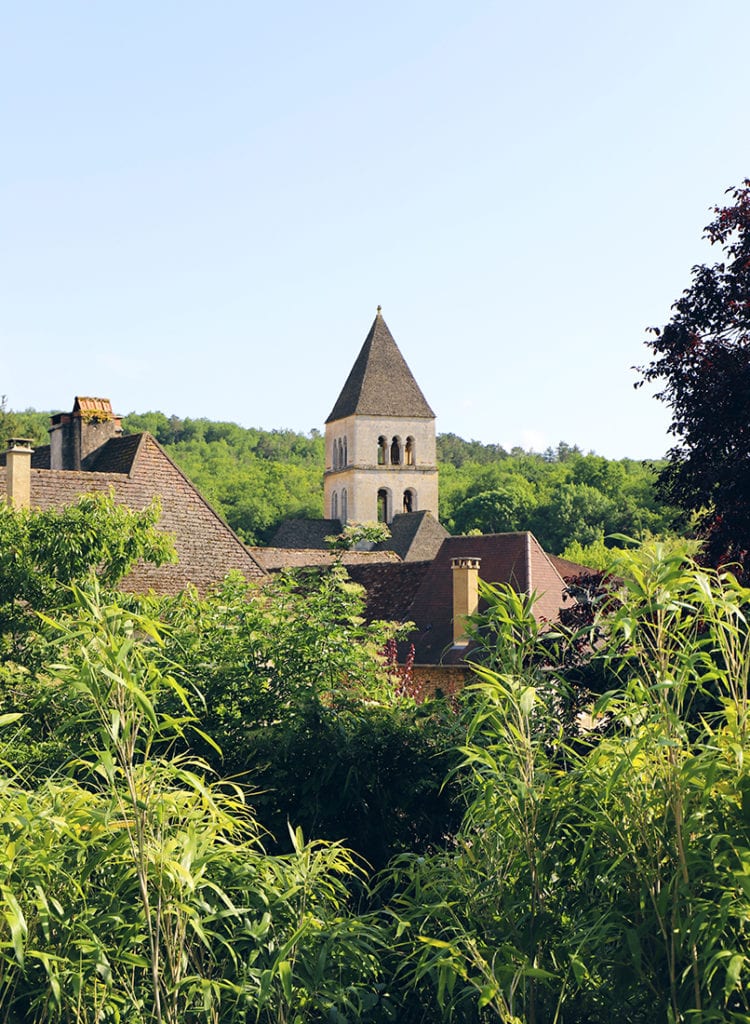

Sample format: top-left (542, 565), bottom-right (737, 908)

top-left (1, 887), bottom-right (27, 967)
top-left (278, 958), bottom-right (293, 1002)
top-left (725, 953), bottom-right (744, 999)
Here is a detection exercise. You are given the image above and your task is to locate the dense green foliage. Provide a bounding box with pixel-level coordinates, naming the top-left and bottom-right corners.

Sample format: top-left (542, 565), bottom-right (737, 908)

top-left (0, 492), bottom-right (176, 665)
top-left (2, 400), bottom-right (683, 550)
top-left (438, 438), bottom-right (684, 554)
top-left (381, 548), bottom-right (750, 1021)
top-left (152, 570), bottom-right (464, 870)
top-left (2, 498), bottom-right (750, 1021)
top-left (0, 398), bottom-right (51, 448)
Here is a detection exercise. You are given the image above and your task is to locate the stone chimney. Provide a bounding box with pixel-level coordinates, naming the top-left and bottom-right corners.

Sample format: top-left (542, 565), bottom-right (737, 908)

top-left (49, 397), bottom-right (122, 470)
top-left (451, 556), bottom-right (481, 646)
top-left (5, 438), bottom-right (34, 508)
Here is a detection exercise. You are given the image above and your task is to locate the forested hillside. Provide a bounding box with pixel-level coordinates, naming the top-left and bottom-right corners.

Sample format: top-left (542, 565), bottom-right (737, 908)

top-left (2, 403), bottom-right (686, 553)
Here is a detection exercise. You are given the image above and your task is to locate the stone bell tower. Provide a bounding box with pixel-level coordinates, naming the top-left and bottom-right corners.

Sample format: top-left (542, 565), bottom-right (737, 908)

top-left (324, 308), bottom-right (438, 525)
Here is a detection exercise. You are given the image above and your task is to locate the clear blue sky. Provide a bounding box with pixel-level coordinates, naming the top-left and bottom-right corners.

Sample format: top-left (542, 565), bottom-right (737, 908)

top-left (3, 1), bottom-right (749, 459)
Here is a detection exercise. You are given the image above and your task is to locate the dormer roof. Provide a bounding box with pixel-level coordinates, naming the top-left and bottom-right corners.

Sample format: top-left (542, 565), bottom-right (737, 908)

top-left (326, 309), bottom-right (435, 422)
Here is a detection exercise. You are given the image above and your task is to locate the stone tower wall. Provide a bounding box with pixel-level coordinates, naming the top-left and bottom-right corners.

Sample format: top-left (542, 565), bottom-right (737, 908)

top-left (324, 414), bottom-right (438, 523)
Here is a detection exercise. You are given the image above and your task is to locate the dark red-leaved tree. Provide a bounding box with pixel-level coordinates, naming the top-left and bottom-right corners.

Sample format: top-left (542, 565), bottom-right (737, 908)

top-left (640, 180), bottom-right (750, 579)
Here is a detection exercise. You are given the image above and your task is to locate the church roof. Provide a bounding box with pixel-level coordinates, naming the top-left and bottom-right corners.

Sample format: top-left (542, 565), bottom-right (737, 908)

top-left (269, 517), bottom-right (343, 549)
top-left (326, 309), bottom-right (435, 423)
top-left (372, 510), bottom-right (449, 562)
top-left (247, 547), bottom-right (401, 570)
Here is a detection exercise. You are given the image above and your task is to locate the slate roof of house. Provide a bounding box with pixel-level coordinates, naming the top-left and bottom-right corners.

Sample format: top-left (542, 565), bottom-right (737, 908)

top-left (372, 510), bottom-right (449, 562)
top-left (347, 560), bottom-right (432, 623)
top-left (270, 510), bottom-right (448, 563)
top-left (0, 432), bottom-right (266, 594)
top-left (549, 554), bottom-right (597, 580)
top-left (269, 518), bottom-right (343, 549)
top-left (86, 434), bottom-right (144, 473)
top-left (0, 446), bottom-right (52, 470)
top-left (248, 547), bottom-right (401, 571)
top-left (17, 434), bottom-right (143, 474)
top-left (326, 309), bottom-right (435, 422)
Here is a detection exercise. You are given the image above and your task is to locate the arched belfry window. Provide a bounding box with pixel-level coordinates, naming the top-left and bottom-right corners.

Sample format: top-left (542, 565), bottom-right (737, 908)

top-left (377, 488), bottom-right (389, 523)
top-left (390, 437), bottom-right (401, 466)
top-left (343, 436), bottom-right (348, 466)
top-left (377, 436), bottom-right (387, 465)
top-left (403, 489), bottom-right (415, 514)
top-left (405, 437), bottom-right (415, 466)
top-left (331, 491), bottom-right (338, 519)
top-left (341, 488), bottom-right (348, 523)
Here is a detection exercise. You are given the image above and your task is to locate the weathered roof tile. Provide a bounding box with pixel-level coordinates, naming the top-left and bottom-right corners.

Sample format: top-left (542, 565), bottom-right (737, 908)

top-left (326, 310), bottom-right (435, 422)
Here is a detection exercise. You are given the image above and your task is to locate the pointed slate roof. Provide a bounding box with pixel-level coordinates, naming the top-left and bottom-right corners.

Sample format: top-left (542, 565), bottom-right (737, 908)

top-left (326, 309), bottom-right (435, 422)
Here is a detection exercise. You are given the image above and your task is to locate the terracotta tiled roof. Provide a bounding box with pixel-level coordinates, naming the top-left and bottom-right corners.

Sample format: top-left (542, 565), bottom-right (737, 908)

top-left (399, 533), bottom-right (572, 666)
top-left (73, 397), bottom-right (114, 416)
top-left (0, 432), bottom-right (266, 595)
top-left (248, 547), bottom-right (401, 570)
top-left (326, 310), bottom-right (435, 422)
top-left (347, 561), bottom-right (432, 622)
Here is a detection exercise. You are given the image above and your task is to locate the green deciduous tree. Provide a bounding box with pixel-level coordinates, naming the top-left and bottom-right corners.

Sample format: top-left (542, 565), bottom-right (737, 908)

top-left (640, 180), bottom-right (750, 577)
top-left (0, 492), bottom-right (176, 662)
top-left (155, 568), bottom-right (464, 869)
top-left (452, 481), bottom-right (535, 535)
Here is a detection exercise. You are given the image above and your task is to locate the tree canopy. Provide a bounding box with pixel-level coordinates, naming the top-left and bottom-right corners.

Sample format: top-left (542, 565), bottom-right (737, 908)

top-left (640, 180), bottom-right (750, 575)
top-left (0, 403), bottom-right (684, 552)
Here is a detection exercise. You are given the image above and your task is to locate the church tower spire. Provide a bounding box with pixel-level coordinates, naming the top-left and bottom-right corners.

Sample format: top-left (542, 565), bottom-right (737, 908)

top-left (324, 309), bottom-right (439, 525)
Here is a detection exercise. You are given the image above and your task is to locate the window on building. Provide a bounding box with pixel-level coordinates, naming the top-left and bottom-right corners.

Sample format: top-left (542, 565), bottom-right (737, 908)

top-left (377, 436), bottom-right (387, 465)
top-left (405, 437), bottom-right (415, 465)
top-left (390, 437), bottom-right (401, 465)
top-left (377, 488), bottom-right (388, 523)
top-left (343, 436), bottom-right (348, 466)
top-left (403, 489), bottom-right (415, 513)
top-left (341, 488), bottom-right (348, 523)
